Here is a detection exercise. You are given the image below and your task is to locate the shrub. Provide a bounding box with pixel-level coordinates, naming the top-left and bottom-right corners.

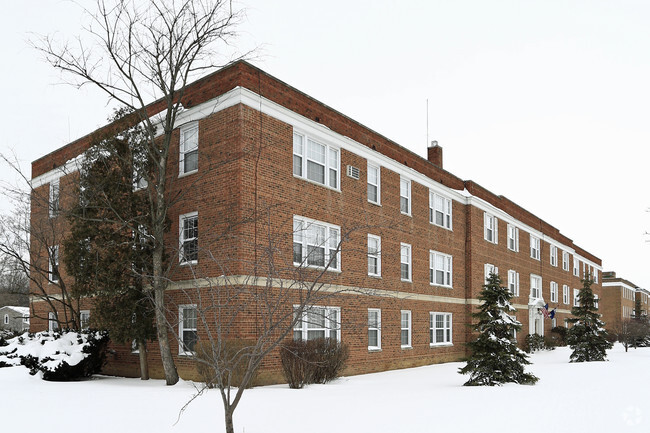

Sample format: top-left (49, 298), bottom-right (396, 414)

top-left (280, 338), bottom-right (349, 389)
top-left (525, 334), bottom-right (553, 352)
top-left (550, 326), bottom-right (568, 346)
top-left (195, 339), bottom-right (259, 389)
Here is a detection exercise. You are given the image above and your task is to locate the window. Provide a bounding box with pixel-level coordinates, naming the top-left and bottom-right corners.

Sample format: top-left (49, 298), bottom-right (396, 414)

top-left (3, 314), bottom-right (7, 325)
top-left (484, 213), bottom-right (498, 244)
top-left (293, 216), bottom-right (341, 271)
top-left (367, 234), bottom-right (381, 276)
top-left (368, 309), bottom-right (381, 350)
top-left (550, 281), bottom-right (558, 303)
top-left (429, 191), bottom-right (452, 229)
top-left (401, 310), bottom-right (412, 348)
top-left (429, 251), bottom-right (452, 287)
top-left (563, 284), bottom-right (570, 304)
top-left (530, 274), bottom-right (542, 299)
top-left (573, 257), bottom-right (579, 276)
top-left (48, 312), bottom-right (59, 333)
top-left (551, 317), bottom-right (557, 328)
top-left (179, 305), bottom-right (198, 355)
top-left (179, 212), bottom-right (198, 264)
top-left (400, 178), bottom-right (411, 215)
top-left (508, 270), bottom-right (520, 296)
top-left (293, 132), bottom-right (339, 189)
top-left (594, 268), bottom-right (598, 283)
top-left (550, 246), bottom-right (558, 267)
top-left (400, 243), bottom-right (411, 281)
top-left (367, 163), bottom-right (380, 204)
top-left (80, 310), bottom-right (90, 330)
top-left (594, 294), bottom-right (599, 310)
top-left (484, 263), bottom-right (498, 283)
top-left (48, 245), bottom-right (59, 284)
top-left (530, 235), bottom-right (540, 260)
top-left (573, 289), bottom-right (580, 307)
top-left (49, 179), bottom-right (60, 218)
top-left (179, 122), bottom-right (198, 175)
top-left (507, 224), bottom-right (519, 252)
top-left (294, 306), bottom-right (341, 341)
top-left (430, 312), bottom-right (452, 345)
top-left (511, 315), bottom-right (518, 340)
top-left (562, 251), bottom-right (569, 271)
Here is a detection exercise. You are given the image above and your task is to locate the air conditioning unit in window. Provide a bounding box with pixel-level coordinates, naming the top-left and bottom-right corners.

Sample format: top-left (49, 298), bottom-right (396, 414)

top-left (346, 165), bottom-right (360, 180)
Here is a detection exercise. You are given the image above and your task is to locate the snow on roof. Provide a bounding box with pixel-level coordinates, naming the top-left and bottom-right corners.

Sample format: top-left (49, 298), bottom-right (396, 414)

top-left (1, 306), bottom-right (29, 316)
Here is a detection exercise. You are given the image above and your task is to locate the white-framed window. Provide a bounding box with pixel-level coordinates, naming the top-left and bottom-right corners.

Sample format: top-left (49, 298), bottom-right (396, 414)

top-left (573, 257), bottom-right (579, 276)
top-left (48, 245), bottom-right (60, 284)
top-left (367, 163), bottom-right (380, 204)
top-left (400, 243), bottom-right (412, 281)
top-left (530, 274), bottom-right (542, 299)
top-left (368, 308), bottom-right (381, 350)
top-left (367, 234), bottom-right (381, 277)
top-left (293, 306), bottom-right (341, 341)
top-left (583, 262), bottom-right (586, 278)
top-left (49, 179), bottom-right (60, 218)
top-left (563, 284), bottom-right (570, 304)
top-left (484, 263), bottom-right (498, 283)
top-left (562, 251), bottom-right (569, 271)
top-left (3, 314), bottom-right (8, 325)
top-left (179, 122), bottom-right (199, 175)
top-left (484, 213), bottom-right (498, 244)
top-left (550, 246), bottom-right (558, 267)
top-left (48, 312), bottom-right (59, 333)
top-left (179, 305), bottom-right (198, 355)
top-left (80, 310), bottom-right (90, 330)
top-left (507, 224), bottom-right (519, 252)
top-left (179, 212), bottom-right (198, 264)
top-left (551, 317), bottom-right (557, 328)
top-left (530, 235), bottom-right (541, 260)
top-left (401, 310), bottom-right (412, 348)
top-left (594, 294), bottom-right (599, 310)
top-left (429, 191), bottom-right (452, 229)
top-left (573, 289), bottom-right (580, 307)
top-left (594, 268), bottom-right (598, 283)
top-left (511, 315), bottom-right (518, 340)
top-left (22, 316), bottom-right (29, 325)
top-left (430, 312), bottom-right (452, 345)
top-left (399, 178), bottom-right (411, 215)
top-left (429, 250), bottom-right (452, 287)
top-left (293, 132), bottom-right (339, 189)
top-left (508, 270), bottom-right (520, 296)
top-left (550, 281), bottom-right (558, 303)
top-left (293, 216), bottom-right (341, 271)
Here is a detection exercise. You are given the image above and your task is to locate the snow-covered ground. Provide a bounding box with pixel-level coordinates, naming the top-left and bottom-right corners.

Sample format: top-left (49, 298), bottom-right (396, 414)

top-left (2, 344), bottom-right (648, 433)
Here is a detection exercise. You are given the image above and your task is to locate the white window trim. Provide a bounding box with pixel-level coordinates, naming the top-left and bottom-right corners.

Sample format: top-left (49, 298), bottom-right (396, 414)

top-left (178, 304), bottom-right (198, 356)
top-left (530, 274), bottom-right (542, 299)
top-left (594, 294), bottom-right (599, 310)
top-left (48, 245), bottom-right (59, 284)
top-left (401, 310), bottom-right (412, 348)
top-left (484, 213), bottom-right (498, 244)
top-left (293, 216), bottom-right (341, 272)
top-left (562, 251), bottom-right (569, 271)
top-left (179, 122), bottom-right (199, 176)
top-left (550, 246), bottom-right (558, 267)
top-left (563, 284), bottom-right (570, 305)
top-left (430, 312), bottom-right (453, 346)
top-left (573, 289), bottom-right (580, 307)
top-left (400, 177), bottom-right (411, 216)
top-left (550, 281), bottom-right (558, 303)
top-left (293, 131), bottom-right (340, 191)
top-left (293, 305), bottom-right (341, 341)
top-left (573, 256), bottom-right (579, 276)
top-left (48, 312), bottom-right (58, 333)
top-left (49, 179), bottom-right (60, 218)
top-left (484, 263), bottom-right (498, 283)
top-left (429, 250), bottom-right (453, 288)
top-left (507, 224), bottom-right (519, 252)
top-left (508, 270), bottom-right (520, 296)
top-left (400, 243), bottom-right (412, 282)
top-left (179, 211), bottom-right (198, 265)
top-left (367, 162), bottom-right (381, 205)
top-left (80, 310), bottom-right (91, 330)
top-left (429, 191), bottom-right (452, 230)
top-left (530, 235), bottom-right (541, 261)
top-left (367, 234), bottom-right (381, 277)
top-left (368, 308), bottom-right (381, 350)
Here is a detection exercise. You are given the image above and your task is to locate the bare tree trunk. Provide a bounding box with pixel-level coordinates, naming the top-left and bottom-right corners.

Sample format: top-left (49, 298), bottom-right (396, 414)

top-left (138, 340), bottom-right (149, 380)
top-left (225, 408), bottom-right (234, 433)
top-left (153, 241), bottom-right (178, 385)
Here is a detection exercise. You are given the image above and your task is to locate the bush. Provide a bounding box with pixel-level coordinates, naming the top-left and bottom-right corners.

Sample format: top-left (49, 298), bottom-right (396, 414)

top-left (280, 338), bottom-right (349, 389)
top-left (525, 334), bottom-right (554, 352)
top-left (195, 339), bottom-right (259, 389)
top-left (550, 326), bottom-right (568, 346)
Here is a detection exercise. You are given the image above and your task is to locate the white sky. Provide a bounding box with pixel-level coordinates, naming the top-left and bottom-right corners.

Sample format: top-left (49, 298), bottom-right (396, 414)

top-left (2, 0), bottom-right (650, 287)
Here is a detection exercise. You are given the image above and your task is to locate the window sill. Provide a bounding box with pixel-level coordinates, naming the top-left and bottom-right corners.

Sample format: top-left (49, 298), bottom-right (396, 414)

top-left (401, 345), bottom-right (412, 350)
top-left (429, 283), bottom-right (453, 289)
top-left (178, 352), bottom-right (196, 357)
top-left (400, 279), bottom-right (412, 283)
top-left (400, 211), bottom-right (412, 217)
top-left (293, 174), bottom-right (341, 193)
top-left (368, 348), bottom-right (382, 352)
top-left (430, 343), bottom-right (453, 348)
top-left (368, 200), bottom-right (381, 207)
top-left (178, 169), bottom-right (198, 179)
top-left (368, 274), bottom-right (382, 279)
top-left (180, 260), bottom-right (198, 266)
top-left (293, 263), bottom-right (342, 273)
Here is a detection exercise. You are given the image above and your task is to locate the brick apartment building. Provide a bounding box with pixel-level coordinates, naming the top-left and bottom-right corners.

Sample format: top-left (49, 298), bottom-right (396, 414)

top-left (29, 61), bottom-right (603, 383)
top-left (601, 271), bottom-right (649, 331)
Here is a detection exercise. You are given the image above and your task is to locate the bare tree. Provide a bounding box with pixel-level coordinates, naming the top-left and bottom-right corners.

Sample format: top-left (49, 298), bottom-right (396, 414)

top-left (33, 0), bottom-right (249, 385)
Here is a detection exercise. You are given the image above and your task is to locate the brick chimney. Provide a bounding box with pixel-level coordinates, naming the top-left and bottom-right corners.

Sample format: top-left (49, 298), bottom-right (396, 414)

top-left (427, 141), bottom-right (443, 168)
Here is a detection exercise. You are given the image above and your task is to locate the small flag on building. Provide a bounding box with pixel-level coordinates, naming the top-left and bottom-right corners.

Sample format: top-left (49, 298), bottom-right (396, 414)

top-left (541, 303), bottom-right (551, 319)
top-left (549, 308), bottom-right (556, 320)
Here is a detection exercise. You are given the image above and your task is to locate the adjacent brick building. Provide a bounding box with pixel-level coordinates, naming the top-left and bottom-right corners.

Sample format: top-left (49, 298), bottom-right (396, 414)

top-left (601, 271), bottom-right (648, 331)
top-left (29, 61), bottom-right (604, 382)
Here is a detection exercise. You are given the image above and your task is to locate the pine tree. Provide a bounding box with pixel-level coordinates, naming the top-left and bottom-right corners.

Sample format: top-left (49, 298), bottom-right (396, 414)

top-left (566, 276), bottom-right (613, 362)
top-left (459, 273), bottom-right (539, 386)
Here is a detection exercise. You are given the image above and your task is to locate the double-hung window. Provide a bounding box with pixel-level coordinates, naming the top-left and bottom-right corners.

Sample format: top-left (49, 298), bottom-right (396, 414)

top-left (49, 245), bottom-right (59, 284)
top-left (400, 243), bottom-right (411, 281)
top-left (48, 312), bottom-right (59, 333)
top-left (484, 263), bottom-right (498, 283)
top-left (429, 250), bottom-right (452, 287)
top-left (179, 212), bottom-right (198, 264)
top-left (400, 178), bottom-right (411, 215)
top-left (430, 312), bottom-right (452, 345)
top-left (573, 289), bottom-right (580, 307)
top-left (368, 308), bottom-right (381, 350)
top-left (573, 257), bottom-right (579, 276)
top-left (507, 224), bottom-right (519, 252)
top-left (49, 179), bottom-right (60, 218)
top-left (179, 305), bottom-right (198, 355)
top-left (484, 213), bottom-right (498, 244)
top-left (530, 274), bottom-right (542, 299)
top-left (401, 310), bottom-right (412, 348)
top-left (3, 314), bottom-right (8, 325)
top-left (293, 132), bottom-right (339, 189)
top-left (368, 234), bottom-right (381, 276)
top-left (508, 270), bottom-right (520, 296)
top-left (550, 281), bottom-right (558, 303)
top-left (429, 191), bottom-right (452, 229)
top-left (530, 235), bottom-right (541, 260)
top-left (80, 310), bottom-right (90, 330)
top-left (367, 163), bottom-right (380, 204)
top-left (550, 246), bottom-right (558, 267)
top-left (293, 216), bottom-right (341, 271)
top-left (562, 251), bottom-right (569, 271)
top-left (294, 306), bottom-right (341, 341)
top-left (593, 268), bottom-right (598, 283)
top-left (563, 284), bottom-right (570, 304)
top-left (179, 123), bottom-right (198, 175)
top-left (594, 294), bottom-right (599, 309)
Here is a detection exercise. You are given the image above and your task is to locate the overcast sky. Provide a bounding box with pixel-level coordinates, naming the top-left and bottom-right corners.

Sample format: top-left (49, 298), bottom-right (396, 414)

top-left (2, 0), bottom-right (650, 287)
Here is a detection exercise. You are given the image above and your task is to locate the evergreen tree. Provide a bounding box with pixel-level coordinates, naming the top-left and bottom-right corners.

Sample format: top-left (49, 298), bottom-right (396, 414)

top-left (459, 273), bottom-right (539, 386)
top-left (566, 276), bottom-right (613, 362)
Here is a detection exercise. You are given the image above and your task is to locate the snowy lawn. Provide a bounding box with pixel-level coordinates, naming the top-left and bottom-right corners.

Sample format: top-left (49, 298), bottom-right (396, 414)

top-left (2, 344), bottom-right (649, 433)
